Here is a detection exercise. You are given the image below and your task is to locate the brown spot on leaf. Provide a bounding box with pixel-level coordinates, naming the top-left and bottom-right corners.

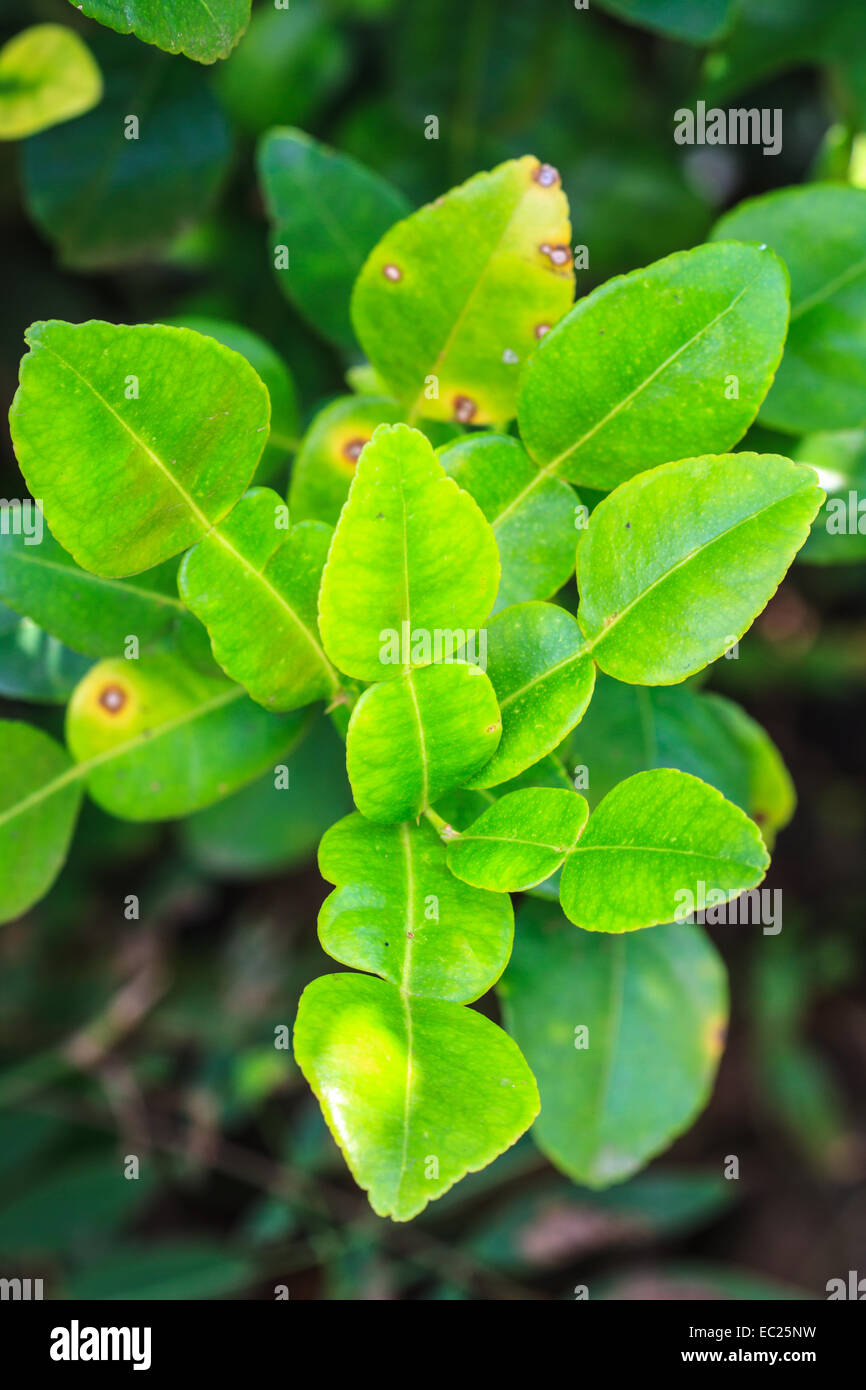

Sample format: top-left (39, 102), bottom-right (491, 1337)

top-left (539, 242), bottom-right (571, 267)
top-left (382, 263), bottom-right (402, 282)
top-left (98, 684), bottom-right (127, 714)
top-left (453, 394), bottom-right (477, 424)
top-left (534, 323), bottom-right (551, 339)
top-left (533, 163), bottom-right (560, 187)
top-left (342, 437), bottom-right (368, 464)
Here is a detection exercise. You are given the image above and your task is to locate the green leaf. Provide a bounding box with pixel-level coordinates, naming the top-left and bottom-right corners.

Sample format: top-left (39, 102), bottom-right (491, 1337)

top-left (794, 430), bottom-right (866, 563)
top-left (215, 5), bottom-right (348, 132)
top-left (63, 1245), bottom-right (254, 1299)
top-left (713, 185), bottom-right (866, 433)
top-left (566, 675), bottom-right (794, 846)
top-left (0, 1153), bottom-right (153, 1251)
top-left (63, 1244), bottom-right (253, 1300)
top-left (181, 716), bottom-right (351, 877)
top-left (440, 433), bottom-right (579, 613)
top-left (351, 155), bottom-right (574, 425)
top-left (500, 900), bottom-right (728, 1186)
top-left (259, 128), bottom-right (411, 352)
top-left (0, 523), bottom-right (203, 660)
top-left (593, 0), bottom-right (734, 42)
top-left (0, 722), bottom-right (83, 923)
top-left (294, 972), bottom-right (539, 1220)
top-left (167, 316), bottom-right (299, 479)
top-left (346, 663), bottom-right (501, 823)
top-left (0, 615), bottom-right (90, 702)
top-left (446, 788), bottom-right (589, 892)
top-left (289, 395), bottom-right (403, 526)
top-left (65, 654), bottom-right (304, 820)
top-left (318, 424), bottom-right (500, 682)
top-left (559, 768), bottom-right (769, 933)
top-left (70, 0), bottom-right (251, 64)
top-left (576, 453), bottom-right (823, 684)
top-left (517, 242), bottom-right (789, 490)
top-left (318, 813), bottom-right (514, 1000)
top-left (10, 321), bottom-right (270, 577)
top-left (23, 38), bottom-right (231, 266)
top-left (179, 490), bottom-right (339, 711)
top-left (466, 602), bottom-right (596, 789)
top-left (0, 24), bottom-right (102, 140)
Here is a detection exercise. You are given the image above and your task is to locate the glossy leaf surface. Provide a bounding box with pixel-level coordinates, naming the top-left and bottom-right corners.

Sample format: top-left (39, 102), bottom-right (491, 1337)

top-left (10, 321), bottom-right (269, 577)
top-left (559, 768), bottom-right (769, 933)
top-left (577, 453), bottom-right (823, 684)
top-left (352, 156), bottom-right (574, 424)
top-left (318, 813), bottom-right (514, 1001)
top-left (294, 972), bottom-right (539, 1220)
top-left (517, 242), bottom-right (789, 490)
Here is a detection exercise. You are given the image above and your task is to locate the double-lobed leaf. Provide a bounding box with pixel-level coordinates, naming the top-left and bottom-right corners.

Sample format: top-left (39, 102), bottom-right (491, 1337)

top-left (318, 813), bottom-right (514, 1001)
top-left (351, 155), bottom-right (575, 425)
top-left (559, 768), bottom-right (769, 933)
top-left (294, 972), bottom-right (539, 1221)
top-left (500, 900), bottom-right (728, 1186)
top-left (258, 128), bottom-right (411, 352)
top-left (517, 242), bottom-right (789, 490)
top-left (346, 662), bottom-right (501, 822)
top-left (318, 423), bottom-right (500, 682)
top-left (0, 24), bottom-right (102, 140)
top-left (713, 185), bottom-right (866, 433)
top-left (466, 601), bottom-right (595, 788)
top-left (440, 433), bottom-right (579, 612)
top-left (446, 788), bottom-right (589, 892)
top-left (576, 452), bottom-right (824, 684)
top-left (0, 722), bottom-right (83, 923)
top-left (69, 0), bottom-right (251, 64)
top-left (10, 321), bottom-right (270, 578)
top-left (179, 489), bottom-right (338, 711)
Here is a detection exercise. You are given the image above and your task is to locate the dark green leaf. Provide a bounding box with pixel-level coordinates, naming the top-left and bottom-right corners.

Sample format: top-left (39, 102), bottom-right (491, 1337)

top-left (259, 128), bottom-right (411, 352)
top-left (500, 900), bottom-right (728, 1186)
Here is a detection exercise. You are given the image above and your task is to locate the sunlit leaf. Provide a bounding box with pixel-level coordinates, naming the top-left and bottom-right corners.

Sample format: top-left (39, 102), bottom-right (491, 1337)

top-left (294, 972), bottom-right (539, 1220)
top-left (318, 812), bottom-right (513, 1000)
top-left (352, 155), bottom-right (574, 425)
top-left (517, 242), bottom-right (789, 490)
top-left (0, 24), bottom-right (102, 140)
top-left (10, 320), bottom-right (269, 577)
top-left (559, 768), bottom-right (768, 933)
top-left (576, 453), bottom-right (823, 684)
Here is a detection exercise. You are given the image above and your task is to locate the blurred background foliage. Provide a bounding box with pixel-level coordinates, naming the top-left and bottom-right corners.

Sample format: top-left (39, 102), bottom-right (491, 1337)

top-left (0, 0), bottom-right (865, 1299)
